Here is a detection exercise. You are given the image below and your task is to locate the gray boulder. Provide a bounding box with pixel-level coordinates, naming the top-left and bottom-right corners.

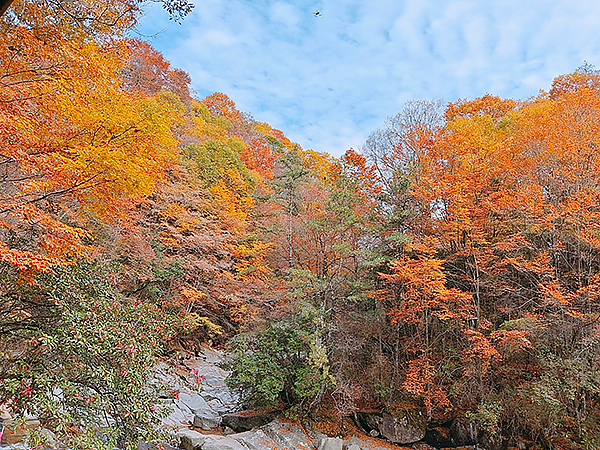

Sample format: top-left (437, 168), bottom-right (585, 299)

top-left (161, 398), bottom-right (194, 430)
top-left (318, 437), bottom-right (343, 450)
top-left (261, 419), bottom-right (314, 450)
top-left (176, 429), bottom-right (208, 450)
top-left (183, 350), bottom-right (240, 414)
top-left (379, 409), bottom-right (426, 444)
top-left (152, 347), bottom-right (241, 434)
top-left (229, 429), bottom-right (281, 450)
top-left (178, 392), bottom-right (221, 430)
top-left (201, 435), bottom-right (248, 450)
top-left (222, 410), bottom-right (279, 432)
top-left (356, 408), bottom-right (426, 445)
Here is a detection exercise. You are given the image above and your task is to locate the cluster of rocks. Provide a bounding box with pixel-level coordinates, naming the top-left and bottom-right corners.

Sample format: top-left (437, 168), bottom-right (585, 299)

top-left (173, 414), bottom-right (499, 450)
top-left (152, 346), bottom-right (241, 433)
top-left (355, 410), bottom-right (502, 450)
top-left (149, 346), bottom-right (499, 450)
top-left (2, 347), bottom-right (503, 450)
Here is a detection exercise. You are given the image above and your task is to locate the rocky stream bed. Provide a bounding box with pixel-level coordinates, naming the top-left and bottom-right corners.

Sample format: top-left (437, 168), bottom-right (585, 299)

top-left (1, 346), bottom-right (504, 450)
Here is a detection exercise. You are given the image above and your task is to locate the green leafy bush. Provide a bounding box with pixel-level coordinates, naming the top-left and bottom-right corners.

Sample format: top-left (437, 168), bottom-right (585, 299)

top-left (0, 261), bottom-right (175, 449)
top-left (226, 304), bottom-right (334, 409)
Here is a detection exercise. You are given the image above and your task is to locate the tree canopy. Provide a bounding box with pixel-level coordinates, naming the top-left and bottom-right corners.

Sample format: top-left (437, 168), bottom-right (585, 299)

top-left (2, 1), bottom-right (600, 448)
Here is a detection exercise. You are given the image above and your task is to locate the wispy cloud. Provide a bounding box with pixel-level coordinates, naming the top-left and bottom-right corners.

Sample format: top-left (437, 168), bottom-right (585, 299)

top-left (137, 0), bottom-right (600, 156)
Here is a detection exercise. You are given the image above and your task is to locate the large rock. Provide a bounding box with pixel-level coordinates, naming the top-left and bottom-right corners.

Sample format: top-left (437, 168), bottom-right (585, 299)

top-left (176, 429), bottom-right (208, 450)
top-left (229, 429), bottom-right (281, 450)
top-left (346, 436), bottom-right (367, 449)
top-left (183, 348), bottom-right (240, 414)
top-left (222, 410), bottom-right (279, 432)
top-left (379, 409), bottom-right (426, 444)
top-left (318, 437), bottom-right (343, 450)
top-left (200, 435), bottom-right (248, 450)
top-left (357, 408), bottom-right (426, 445)
top-left (450, 418), bottom-right (504, 450)
top-left (160, 398), bottom-right (195, 430)
top-left (450, 418), bottom-right (478, 446)
top-left (177, 432), bottom-right (249, 450)
top-left (260, 419), bottom-right (314, 450)
top-left (178, 392), bottom-right (221, 430)
top-left (152, 346), bottom-right (240, 434)
top-left (425, 426), bottom-right (454, 447)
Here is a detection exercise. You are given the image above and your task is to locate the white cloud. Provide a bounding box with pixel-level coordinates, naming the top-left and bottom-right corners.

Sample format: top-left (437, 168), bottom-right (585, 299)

top-left (202, 29), bottom-right (237, 45)
top-left (270, 2), bottom-right (301, 31)
top-left (137, 0), bottom-right (600, 157)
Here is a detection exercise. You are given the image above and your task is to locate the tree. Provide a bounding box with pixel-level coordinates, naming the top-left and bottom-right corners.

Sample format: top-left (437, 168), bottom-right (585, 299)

top-left (267, 148), bottom-right (310, 270)
top-left (0, 34), bottom-right (181, 274)
top-left (0, 261), bottom-right (175, 448)
top-left (0, 0), bottom-right (193, 37)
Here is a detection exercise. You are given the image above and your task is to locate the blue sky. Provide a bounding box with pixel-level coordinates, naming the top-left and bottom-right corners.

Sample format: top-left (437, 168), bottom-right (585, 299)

top-left (136, 0), bottom-right (600, 157)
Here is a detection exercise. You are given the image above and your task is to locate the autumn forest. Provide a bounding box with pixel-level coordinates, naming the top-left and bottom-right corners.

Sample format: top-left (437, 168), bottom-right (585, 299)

top-left (2, 1), bottom-right (600, 449)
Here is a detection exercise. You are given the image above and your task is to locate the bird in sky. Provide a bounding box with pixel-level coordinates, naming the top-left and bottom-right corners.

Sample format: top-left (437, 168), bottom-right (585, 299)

top-left (314, 10), bottom-right (322, 17)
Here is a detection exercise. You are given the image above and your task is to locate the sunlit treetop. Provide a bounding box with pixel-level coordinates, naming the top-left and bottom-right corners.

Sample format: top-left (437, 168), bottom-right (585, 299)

top-left (0, 0), bottom-right (193, 40)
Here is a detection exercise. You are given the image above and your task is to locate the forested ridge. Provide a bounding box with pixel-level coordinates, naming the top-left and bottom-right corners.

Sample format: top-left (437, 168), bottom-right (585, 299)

top-left (1, 1), bottom-right (600, 449)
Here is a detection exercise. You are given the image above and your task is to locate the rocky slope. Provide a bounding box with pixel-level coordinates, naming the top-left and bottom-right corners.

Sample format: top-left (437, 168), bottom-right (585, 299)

top-left (1, 346), bottom-right (496, 450)
top-left (146, 346), bottom-right (494, 450)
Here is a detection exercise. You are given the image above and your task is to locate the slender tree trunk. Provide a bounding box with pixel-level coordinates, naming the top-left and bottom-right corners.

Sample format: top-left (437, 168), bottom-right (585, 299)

top-left (0, 0), bottom-right (14, 16)
top-left (288, 195), bottom-right (293, 269)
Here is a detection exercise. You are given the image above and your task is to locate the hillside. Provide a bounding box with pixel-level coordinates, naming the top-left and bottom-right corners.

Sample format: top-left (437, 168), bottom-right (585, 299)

top-left (1, 2), bottom-right (600, 449)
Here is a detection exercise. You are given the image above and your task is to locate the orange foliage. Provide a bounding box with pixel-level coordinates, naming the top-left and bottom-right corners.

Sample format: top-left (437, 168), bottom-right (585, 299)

top-left (462, 330), bottom-right (501, 377)
top-left (203, 92), bottom-right (244, 123)
top-left (0, 28), bottom-right (179, 273)
top-left (382, 239), bottom-right (474, 326)
top-left (402, 356), bottom-right (452, 415)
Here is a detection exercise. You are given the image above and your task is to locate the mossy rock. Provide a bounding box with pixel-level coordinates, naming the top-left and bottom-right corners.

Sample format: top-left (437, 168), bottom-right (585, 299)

top-left (357, 406), bottom-right (426, 445)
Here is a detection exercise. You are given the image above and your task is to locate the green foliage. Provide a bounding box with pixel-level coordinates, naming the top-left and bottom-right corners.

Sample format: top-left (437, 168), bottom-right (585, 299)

top-left (268, 148), bottom-right (310, 215)
top-left (466, 398), bottom-right (502, 436)
top-left (226, 303), bottom-right (334, 409)
top-left (182, 140), bottom-right (256, 194)
top-left (512, 356), bottom-right (600, 448)
top-left (0, 261), bottom-right (175, 448)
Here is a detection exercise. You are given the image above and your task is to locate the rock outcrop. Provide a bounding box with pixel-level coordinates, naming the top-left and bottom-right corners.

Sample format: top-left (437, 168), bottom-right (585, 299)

top-left (1, 348), bottom-right (503, 450)
top-left (356, 407), bottom-right (427, 445)
top-left (221, 410), bottom-right (279, 433)
top-left (151, 346), bottom-right (240, 434)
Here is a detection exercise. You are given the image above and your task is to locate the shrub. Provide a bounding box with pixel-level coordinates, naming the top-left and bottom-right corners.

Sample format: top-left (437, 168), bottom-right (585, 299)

top-left (226, 304), bottom-right (334, 409)
top-left (0, 261), bottom-right (175, 449)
